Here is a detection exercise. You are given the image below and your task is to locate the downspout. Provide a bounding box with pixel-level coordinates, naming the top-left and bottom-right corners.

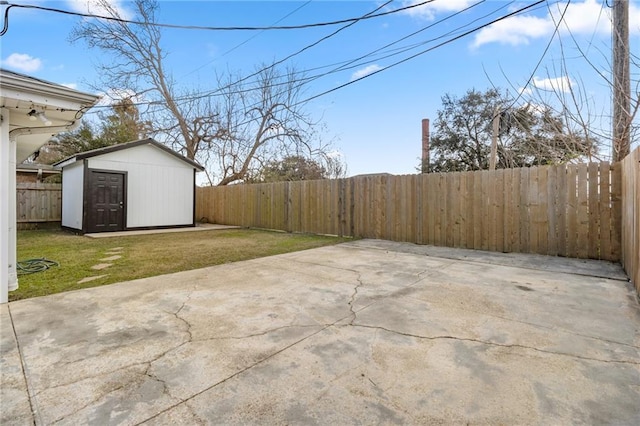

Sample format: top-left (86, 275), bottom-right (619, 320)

top-left (1, 109), bottom-right (11, 303)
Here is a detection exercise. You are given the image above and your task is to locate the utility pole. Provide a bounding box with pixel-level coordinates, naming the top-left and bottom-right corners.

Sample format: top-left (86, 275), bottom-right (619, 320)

top-left (612, 0), bottom-right (630, 161)
top-left (421, 119), bottom-right (430, 173)
top-left (489, 108), bottom-right (499, 171)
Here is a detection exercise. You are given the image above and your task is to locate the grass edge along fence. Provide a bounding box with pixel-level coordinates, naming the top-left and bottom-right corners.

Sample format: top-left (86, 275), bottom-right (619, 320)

top-left (197, 159), bottom-right (630, 262)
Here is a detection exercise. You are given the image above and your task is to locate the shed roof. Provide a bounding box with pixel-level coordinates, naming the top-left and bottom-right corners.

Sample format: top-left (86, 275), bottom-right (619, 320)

top-left (53, 138), bottom-right (205, 171)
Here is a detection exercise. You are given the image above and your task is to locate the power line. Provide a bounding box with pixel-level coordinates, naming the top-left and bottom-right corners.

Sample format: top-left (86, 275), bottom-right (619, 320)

top-left (300, 0), bottom-right (491, 87)
top-left (121, 1), bottom-right (521, 109)
top-left (0, 0), bottom-right (436, 35)
top-left (138, 0), bottom-right (551, 133)
top-left (86, 0), bottom-right (546, 115)
top-left (507, 0), bottom-right (570, 111)
top-left (295, 0), bottom-right (548, 106)
top-left (180, 0), bottom-right (313, 79)
top-left (89, 0), bottom-right (395, 109)
top-left (219, 0), bottom-right (394, 93)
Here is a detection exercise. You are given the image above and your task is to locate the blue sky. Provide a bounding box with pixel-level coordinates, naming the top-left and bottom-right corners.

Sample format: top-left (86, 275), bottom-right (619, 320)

top-left (2, 0), bottom-right (639, 176)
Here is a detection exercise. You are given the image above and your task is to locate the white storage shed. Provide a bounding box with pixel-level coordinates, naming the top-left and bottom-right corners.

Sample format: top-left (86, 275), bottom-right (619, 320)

top-left (55, 139), bottom-right (204, 233)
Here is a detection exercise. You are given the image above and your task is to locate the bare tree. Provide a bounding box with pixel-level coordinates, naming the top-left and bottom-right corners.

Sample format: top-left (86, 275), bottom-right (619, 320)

top-left (516, 3), bottom-right (640, 161)
top-left (71, 0), bottom-right (342, 185)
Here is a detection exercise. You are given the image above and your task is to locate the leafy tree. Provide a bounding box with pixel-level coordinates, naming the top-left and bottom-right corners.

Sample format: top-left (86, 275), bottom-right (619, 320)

top-left (71, 0), bottom-right (343, 186)
top-left (425, 88), bottom-right (597, 172)
top-left (33, 99), bottom-right (149, 164)
top-left (99, 97), bottom-right (151, 144)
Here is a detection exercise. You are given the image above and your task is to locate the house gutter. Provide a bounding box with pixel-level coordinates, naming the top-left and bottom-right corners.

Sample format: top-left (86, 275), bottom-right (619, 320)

top-left (9, 120), bottom-right (83, 139)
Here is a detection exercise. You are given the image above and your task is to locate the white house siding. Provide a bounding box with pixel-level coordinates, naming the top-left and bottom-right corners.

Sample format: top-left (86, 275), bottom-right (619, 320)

top-left (87, 144), bottom-right (194, 228)
top-left (61, 161), bottom-right (84, 230)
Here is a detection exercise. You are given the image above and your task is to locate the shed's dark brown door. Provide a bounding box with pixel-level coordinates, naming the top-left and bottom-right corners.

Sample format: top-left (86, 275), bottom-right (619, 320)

top-left (87, 171), bottom-right (125, 233)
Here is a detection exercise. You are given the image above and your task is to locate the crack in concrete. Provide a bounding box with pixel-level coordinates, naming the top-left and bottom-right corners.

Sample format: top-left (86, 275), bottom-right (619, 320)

top-left (143, 368), bottom-right (179, 405)
top-left (49, 382), bottom-right (129, 425)
top-left (455, 308), bottom-right (640, 350)
top-left (172, 293), bottom-right (194, 344)
top-left (31, 363), bottom-right (150, 398)
top-left (33, 291), bottom-right (196, 403)
top-left (182, 401), bottom-right (208, 426)
top-left (347, 273), bottom-right (365, 325)
top-left (197, 324), bottom-right (322, 341)
top-left (49, 291), bottom-right (198, 423)
top-left (141, 291), bottom-right (197, 399)
top-left (46, 365), bottom-right (185, 425)
top-left (348, 323), bottom-right (640, 366)
top-left (389, 280), bottom-right (640, 351)
top-left (134, 324), bottom-right (334, 426)
top-left (278, 258), bottom-right (361, 275)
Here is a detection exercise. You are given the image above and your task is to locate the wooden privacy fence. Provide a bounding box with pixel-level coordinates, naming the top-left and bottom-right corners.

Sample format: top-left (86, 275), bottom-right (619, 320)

top-left (16, 182), bottom-right (62, 230)
top-left (197, 161), bottom-right (623, 262)
top-left (620, 148), bottom-right (639, 293)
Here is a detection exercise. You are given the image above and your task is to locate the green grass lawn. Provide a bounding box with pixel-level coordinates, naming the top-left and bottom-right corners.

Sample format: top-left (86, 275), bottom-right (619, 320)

top-left (12, 228), bottom-right (349, 301)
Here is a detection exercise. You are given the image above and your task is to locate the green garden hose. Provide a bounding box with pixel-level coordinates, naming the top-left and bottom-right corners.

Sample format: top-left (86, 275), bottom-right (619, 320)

top-left (17, 258), bottom-right (59, 275)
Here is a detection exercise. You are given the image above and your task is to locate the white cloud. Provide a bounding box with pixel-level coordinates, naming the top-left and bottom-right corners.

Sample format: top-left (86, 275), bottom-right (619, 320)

top-left (550, 0), bottom-right (612, 35)
top-left (1, 53), bottom-right (42, 72)
top-left (65, 0), bottom-right (133, 20)
top-left (61, 83), bottom-right (79, 90)
top-left (472, 0), bottom-right (640, 48)
top-left (520, 76), bottom-right (573, 95)
top-left (472, 15), bottom-right (553, 48)
top-left (401, 0), bottom-right (475, 21)
top-left (350, 64), bottom-right (382, 81)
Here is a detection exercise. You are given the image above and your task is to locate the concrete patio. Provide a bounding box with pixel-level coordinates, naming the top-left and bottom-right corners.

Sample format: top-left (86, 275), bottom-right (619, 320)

top-left (2, 239), bottom-right (639, 425)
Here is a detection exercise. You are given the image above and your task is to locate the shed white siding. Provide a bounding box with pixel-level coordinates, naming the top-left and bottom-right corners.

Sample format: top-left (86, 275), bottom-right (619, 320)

top-left (61, 161), bottom-right (84, 230)
top-left (87, 144), bottom-right (194, 228)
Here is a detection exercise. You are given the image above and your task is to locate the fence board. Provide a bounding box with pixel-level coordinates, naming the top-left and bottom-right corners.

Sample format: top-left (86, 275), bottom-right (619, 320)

top-left (538, 166), bottom-right (549, 255)
top-left (588, 162), bottom-right (600, 259)
top-left (480, 171), bottom-right (490, 251)
top-left (519, 168), bottom-right (530, 253)
top-left (415, 175), bottom-right (424, 244)
top-left (495, 169), bottom-right (505, 252)
top-left (528, 167), bottom-right (539, 254)
top-left (547, 166), bottom-right (558, 256)
top-left (445, 173), bottom-right (454, 248)
top-left (598, 162), bottom-right (612, 261)
top-left (459, 172), bottom-right (469, 248)
top-left (471, 172), bottom-right (480, 249)
top-left (566, 165), bottom-right (578, 258)
top-left (611, 163), bottom-right (622, 261)
top-left (576, 164), bottom-right (589, 258)
top-left (556, 165), bottom-right (567, 257)
top-left (508, 168), bottom-right (520, 253)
